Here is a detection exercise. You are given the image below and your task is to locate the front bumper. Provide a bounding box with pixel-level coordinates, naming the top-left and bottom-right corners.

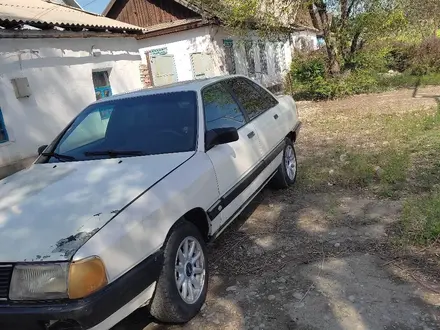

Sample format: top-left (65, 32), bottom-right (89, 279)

top-left (0, 251), bottom-right (163, 330)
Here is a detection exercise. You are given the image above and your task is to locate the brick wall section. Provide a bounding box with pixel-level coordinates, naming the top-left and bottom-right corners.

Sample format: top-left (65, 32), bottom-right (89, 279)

top-left (139, 63), bottom-right (152, 88)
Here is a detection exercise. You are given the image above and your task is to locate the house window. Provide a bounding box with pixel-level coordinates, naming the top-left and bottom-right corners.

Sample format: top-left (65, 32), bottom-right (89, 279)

top-left (0, 108), bottom-right (9, 143)
top-left (223, 39), bottom-right (236, 74)
top-left (258, 41), bottom-right (268, 75)
top-left (245, 41), bottom-right (256, 76)
top-left (92, 70), bottom-right (112, 101)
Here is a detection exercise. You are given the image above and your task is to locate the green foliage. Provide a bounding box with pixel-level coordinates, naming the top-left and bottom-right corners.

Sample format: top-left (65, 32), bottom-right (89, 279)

top-left (290, 36), bottom-right (440, 101)
top-left (291, 52), bottom-right (326, 83)
top-left (377, 72), bottom-right (440, 89)
top-left (385, 42), bottom-right (415, 72)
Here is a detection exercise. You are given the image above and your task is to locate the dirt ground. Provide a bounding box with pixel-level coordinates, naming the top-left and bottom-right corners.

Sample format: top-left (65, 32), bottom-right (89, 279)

top-left (114, 87), bottom-right (440, 330)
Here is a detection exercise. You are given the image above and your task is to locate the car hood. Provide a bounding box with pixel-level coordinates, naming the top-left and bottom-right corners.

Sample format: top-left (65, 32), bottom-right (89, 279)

top-left (0, 152), bottom-right (194, 262)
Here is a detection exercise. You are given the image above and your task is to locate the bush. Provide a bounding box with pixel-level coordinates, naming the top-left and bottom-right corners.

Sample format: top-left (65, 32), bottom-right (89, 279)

top-left (345, 70), bottom-right (378, 94)
top-left (290, 51), bottom-right (326, 82)
top-left (288, 37), bottom-right (440, 100)
top-left (385, 42), bottom-right (415, 72)
top-left (411, 37), bottom-right (440, 75)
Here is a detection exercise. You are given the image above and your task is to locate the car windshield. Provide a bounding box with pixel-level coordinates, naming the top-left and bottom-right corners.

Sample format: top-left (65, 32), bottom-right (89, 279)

top-left (45, 91), bottom-right (198, 163)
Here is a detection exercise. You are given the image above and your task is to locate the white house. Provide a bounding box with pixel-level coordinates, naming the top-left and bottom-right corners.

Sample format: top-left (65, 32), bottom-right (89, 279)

top-left (104, 0), bottom-right (318, 91)
top-left (0, 0), bottom-right (318, 177)
top-left (0, 0), bottom-right (146, 177)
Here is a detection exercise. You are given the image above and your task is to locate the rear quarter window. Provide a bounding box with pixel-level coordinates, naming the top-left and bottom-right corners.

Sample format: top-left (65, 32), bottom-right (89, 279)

top-left (224, 78), bottom-right (278, 120)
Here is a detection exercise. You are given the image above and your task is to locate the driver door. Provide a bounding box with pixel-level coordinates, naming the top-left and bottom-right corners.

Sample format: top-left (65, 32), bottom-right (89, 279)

top-left (202, 82), bottom-right (264, 233)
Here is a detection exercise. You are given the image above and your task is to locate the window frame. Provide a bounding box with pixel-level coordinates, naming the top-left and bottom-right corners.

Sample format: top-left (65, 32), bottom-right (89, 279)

top-left (245, 78), bottom-right (279, 109)
top-left (92, 70), bottom-right (113, 101)
top-left (223, 77), bottom-right (279, 123)
top-left (201, 82), bottom-right (249, 136)
top-left (37, 91), bottom-right (199, 163)
top-left (0, 108), bottom-right (9, 143)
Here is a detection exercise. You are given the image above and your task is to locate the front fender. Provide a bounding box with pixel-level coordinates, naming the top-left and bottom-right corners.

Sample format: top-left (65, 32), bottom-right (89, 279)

top-left (74, 152), bottom-right (219, 282)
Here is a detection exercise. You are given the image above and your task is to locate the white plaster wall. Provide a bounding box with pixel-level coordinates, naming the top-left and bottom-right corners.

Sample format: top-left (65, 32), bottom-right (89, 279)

top-left (209, 26), bottom-right (292, 88)
top-left (0, 37), bottom-right (142, 167)
top-left (138, 26), bottom-right (224, 82)
top-left (138, 26), bottom-right (292, 88)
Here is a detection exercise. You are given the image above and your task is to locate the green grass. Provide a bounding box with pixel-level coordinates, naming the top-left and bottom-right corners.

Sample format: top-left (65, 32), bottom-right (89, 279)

top-left (377, 72), bottom-right (440, 89)
top-left (299, 104), bottom-right (440, 245)
top-left (299, 148), bottom-right (410, 195)
top-left (290, 72), bottom-right (440, 101)
top-left (401, 193), bottom-right (440, 245)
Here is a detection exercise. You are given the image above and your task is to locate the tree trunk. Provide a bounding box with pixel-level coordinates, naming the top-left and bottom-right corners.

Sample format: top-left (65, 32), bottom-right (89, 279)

top-left (311, 1), bottom-right (341, 75)
top-left (326, 41), bottom-right (341, 75)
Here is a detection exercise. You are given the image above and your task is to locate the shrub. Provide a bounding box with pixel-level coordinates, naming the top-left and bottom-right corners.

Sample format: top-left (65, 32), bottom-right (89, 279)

top-left (385, 42), bottom-right (415, 72)
top-left (290, 51), bottom-right (327, 82)
top-left (288, 37), bottom-right (440, 100)
top-left (410, 37), bottom-right (440, 75)
top-left (345, 70), bottom-right (378, 94)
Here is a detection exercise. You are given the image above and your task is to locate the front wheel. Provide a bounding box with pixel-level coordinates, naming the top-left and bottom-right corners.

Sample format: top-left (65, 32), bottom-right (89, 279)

top-left (271, 139), bottom-right (298, 189)
top-left (150, 221), bottom-right (208, 323)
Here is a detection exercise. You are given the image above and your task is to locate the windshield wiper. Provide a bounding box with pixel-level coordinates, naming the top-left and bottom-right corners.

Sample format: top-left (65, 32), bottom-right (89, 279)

top-left (84, 150), bottom-right (143, 158)
top-left (42, 152), bottom-right (76, 161)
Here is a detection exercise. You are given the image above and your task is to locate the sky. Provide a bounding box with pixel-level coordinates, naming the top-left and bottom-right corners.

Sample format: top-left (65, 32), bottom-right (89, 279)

top-left (77, 0), bottom-right (111, 14)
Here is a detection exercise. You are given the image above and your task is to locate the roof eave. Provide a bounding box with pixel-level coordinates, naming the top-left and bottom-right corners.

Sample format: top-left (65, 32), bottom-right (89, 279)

top-left (0, 29), bottom-right (142, 39)
top-left (136, 19), bottom-right (208, 39)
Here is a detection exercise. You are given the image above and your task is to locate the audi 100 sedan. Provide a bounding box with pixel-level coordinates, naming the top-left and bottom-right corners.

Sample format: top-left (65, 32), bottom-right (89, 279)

top-left (0, 75), bottom-right (300, 329)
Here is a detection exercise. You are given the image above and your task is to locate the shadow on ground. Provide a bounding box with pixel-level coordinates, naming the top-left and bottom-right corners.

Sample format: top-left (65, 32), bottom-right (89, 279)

top-left (114, 185), bottom-right (440, 330)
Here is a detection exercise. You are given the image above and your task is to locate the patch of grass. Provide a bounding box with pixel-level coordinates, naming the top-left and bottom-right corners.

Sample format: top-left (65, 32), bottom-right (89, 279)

top-left (377, 72), bottom-right (440, 89)
top-left (400, 193), bottom-right (440, 245)
top-left (299, 149), bottom-right (410, 193)
top-left (298, 105), bottom-right (440, 198)
top-left (379, 151), bottom-right (410, 185)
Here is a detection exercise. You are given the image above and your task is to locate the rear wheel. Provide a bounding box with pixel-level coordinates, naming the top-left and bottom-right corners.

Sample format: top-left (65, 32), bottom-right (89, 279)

top-left (271, 138), bottom-right (297, 189)
top-left (150, 221), bottom-right (208, 323)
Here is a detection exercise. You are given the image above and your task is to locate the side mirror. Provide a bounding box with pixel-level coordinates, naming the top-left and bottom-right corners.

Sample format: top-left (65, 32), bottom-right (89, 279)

top-left (38, 145), bottom-right (48, 155)
top-left (205, 127), bottom-right (239, 151)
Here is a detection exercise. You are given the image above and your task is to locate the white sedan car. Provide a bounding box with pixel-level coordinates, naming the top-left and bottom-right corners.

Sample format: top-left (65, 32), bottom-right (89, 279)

top-left (0, 75), bottom-right (300, 330)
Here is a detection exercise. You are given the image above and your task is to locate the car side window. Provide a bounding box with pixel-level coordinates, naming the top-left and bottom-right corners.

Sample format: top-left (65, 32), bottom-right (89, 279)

top-left (246, 79), bottom-right (279, 109)
top-left (202, 83), bottom-right (246, 131)
top-left (224, 78), bottom-right (275, 120)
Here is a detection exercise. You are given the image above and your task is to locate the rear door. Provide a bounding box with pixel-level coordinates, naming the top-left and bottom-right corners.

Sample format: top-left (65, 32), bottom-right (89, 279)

top-left (202, 82), bottom-right (264, 232)
top-left (224, 77), bottom-right (281, 158)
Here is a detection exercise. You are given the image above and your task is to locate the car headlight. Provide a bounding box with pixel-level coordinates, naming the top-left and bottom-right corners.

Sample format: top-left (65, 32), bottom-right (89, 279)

top-left (9, 257), bottom-right (108, 300)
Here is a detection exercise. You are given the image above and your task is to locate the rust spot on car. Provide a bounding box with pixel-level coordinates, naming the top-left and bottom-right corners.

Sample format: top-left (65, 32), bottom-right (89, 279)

top-left (52, 228), bottom-right (99, 259)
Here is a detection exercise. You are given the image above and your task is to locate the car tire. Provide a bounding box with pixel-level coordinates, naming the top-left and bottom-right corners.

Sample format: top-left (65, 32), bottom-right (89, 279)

top-left (150, 221), bottom-right (208, 323)
top-left (271, 138), bottom-right (298, 189)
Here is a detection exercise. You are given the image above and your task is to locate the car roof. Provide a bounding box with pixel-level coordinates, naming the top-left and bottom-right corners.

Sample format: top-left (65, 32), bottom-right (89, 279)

top-left (95, 74), bottom-right (248, 104)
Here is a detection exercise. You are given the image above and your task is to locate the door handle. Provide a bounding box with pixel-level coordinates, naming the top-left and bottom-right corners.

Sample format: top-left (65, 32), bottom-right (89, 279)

top-left (274, 114), bottom-right (279, 120)
top-left (247, 131), bottom-right (255, 139)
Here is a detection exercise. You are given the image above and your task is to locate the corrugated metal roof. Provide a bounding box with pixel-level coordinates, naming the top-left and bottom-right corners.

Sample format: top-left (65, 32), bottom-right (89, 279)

top-left (0, 0), bottom-right (145, 33)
